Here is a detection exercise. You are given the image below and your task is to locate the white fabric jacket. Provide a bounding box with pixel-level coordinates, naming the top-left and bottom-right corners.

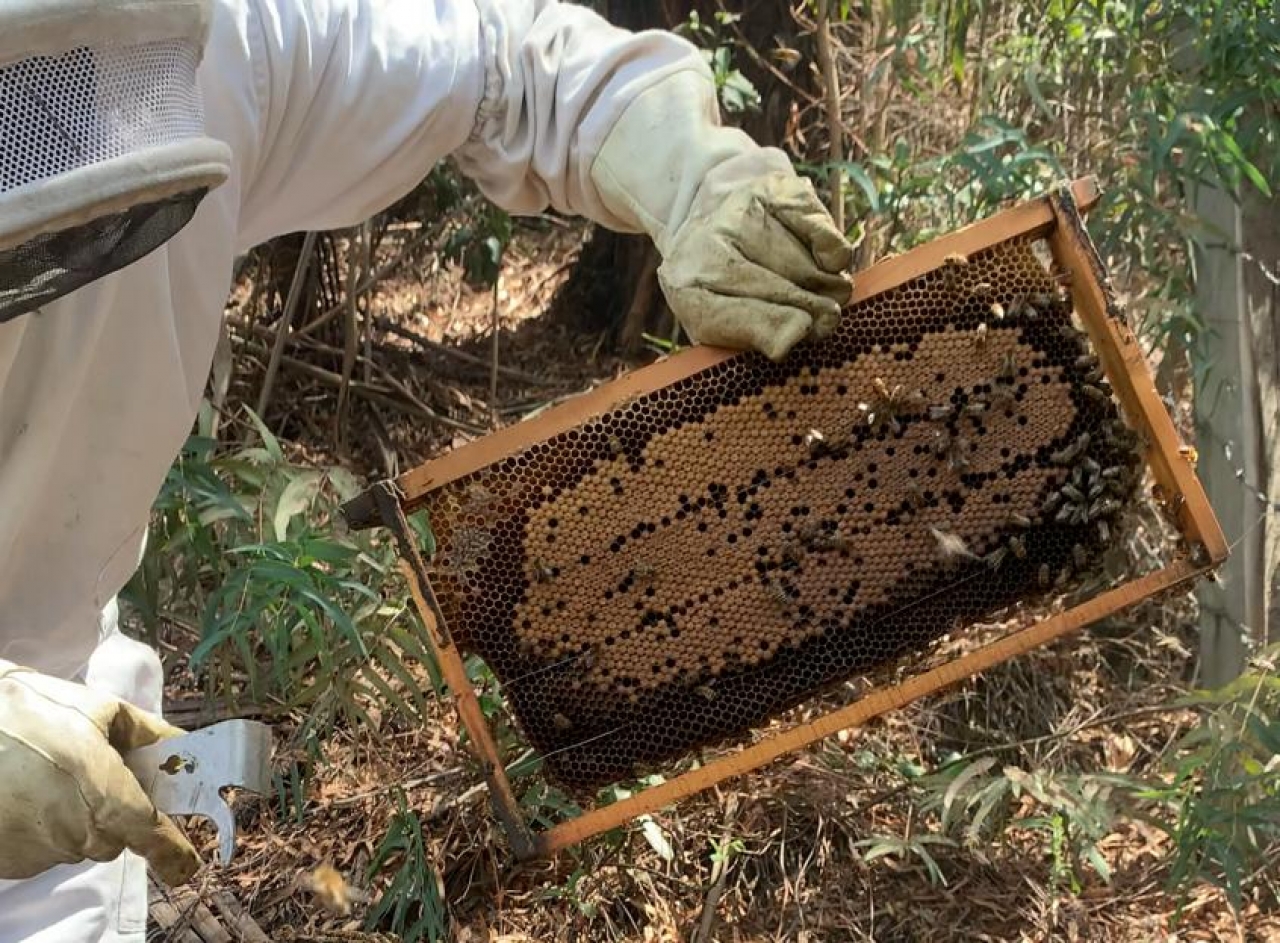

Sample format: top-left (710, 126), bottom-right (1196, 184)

top-left (0, 2), bottom-right (704, 939)
top-left (0, 0), bottom-right (700, 680)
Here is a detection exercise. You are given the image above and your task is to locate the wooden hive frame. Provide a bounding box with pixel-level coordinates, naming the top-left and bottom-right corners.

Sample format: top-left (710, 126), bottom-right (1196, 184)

top-left (343, 177), bottom-right (1227, 860)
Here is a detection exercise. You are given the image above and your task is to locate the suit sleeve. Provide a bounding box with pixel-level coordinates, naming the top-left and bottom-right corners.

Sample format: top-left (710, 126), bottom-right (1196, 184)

top-left (233, 0), bottom-right (710, 248)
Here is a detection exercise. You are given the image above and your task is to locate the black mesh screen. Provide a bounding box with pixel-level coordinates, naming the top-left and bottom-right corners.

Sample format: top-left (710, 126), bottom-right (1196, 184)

top-left (0, 188), bottom-right (207, 322)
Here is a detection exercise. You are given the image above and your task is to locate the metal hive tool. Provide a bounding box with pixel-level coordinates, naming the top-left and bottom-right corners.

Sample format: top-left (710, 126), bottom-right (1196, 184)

top-left (344, 178), bottom-right (1227, 859)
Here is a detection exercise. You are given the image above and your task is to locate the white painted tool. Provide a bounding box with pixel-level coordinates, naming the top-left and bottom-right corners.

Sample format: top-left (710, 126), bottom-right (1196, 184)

top-left (125, 719), bottom-right (273, 865)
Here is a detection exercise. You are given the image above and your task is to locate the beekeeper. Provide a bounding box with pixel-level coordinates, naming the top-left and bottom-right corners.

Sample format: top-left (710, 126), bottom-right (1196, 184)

top-left (0, 0), bottom-right (852, 939)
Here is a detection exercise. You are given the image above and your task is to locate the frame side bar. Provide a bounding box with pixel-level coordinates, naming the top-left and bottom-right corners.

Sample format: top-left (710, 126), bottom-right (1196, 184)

top-left (369, 483), bottom-right (537, 858)
top-left (1046, 187), bottom-right (1229, 564)
top-left (534, 558), bottom-right (1204, 856)
top-left (371, 178), bottom-right (1101, 512)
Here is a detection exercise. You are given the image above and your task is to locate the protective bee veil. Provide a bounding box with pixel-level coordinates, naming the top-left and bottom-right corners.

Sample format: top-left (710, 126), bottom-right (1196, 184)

top-left (0, 0), bottom-right (230, 321)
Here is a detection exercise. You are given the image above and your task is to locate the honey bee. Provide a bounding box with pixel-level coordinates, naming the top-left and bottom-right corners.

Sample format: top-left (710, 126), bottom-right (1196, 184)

top-left (303, 864), bottom-right (363, 916)
top-left (764, 582), bottom-right (793, 610)
top-left (989, 301), bottom-right (1006, 321)
top-left (631, 561), bottom-right (657, 585)
top-left (942, 252), bottom-right (970, 287)
top-left (985, 546), bottom-right (1008, 570)
top-left (1007, 512), bottom-right (1032, 529)
top-left (1072, 543), bottom-right (1089, 569)
top-left (1050, 433), bottom-right (1091, 466)
top-left (997, 352), bottom-right (1019, 383)
top-left (928, 404), bottom-right (956, 422)
top-left (970, 282), bottom-right (995, 299)
top-left (1038, 563), bottom-right (1052, 588)
top-left (532, 558), bottom-right (556, 584)
top-left (974, 322), bottom-right (989, 350)
top-left (1008, 535), bottom-right (1027, 559)
top-left (929, 527), bottom-right (979, 564)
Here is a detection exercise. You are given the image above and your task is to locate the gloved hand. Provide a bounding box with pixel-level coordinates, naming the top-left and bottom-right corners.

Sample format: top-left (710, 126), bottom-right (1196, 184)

top-left (0, 659), bottom-right (200, 884)
top-left (590, 70), bottom-right (853, 361)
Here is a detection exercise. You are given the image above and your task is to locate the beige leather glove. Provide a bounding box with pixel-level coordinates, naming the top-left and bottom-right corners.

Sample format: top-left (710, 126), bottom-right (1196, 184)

top-left (590, 71), bottom-right (853, 361)
top-left (0, 659), bottom-right (200, 884)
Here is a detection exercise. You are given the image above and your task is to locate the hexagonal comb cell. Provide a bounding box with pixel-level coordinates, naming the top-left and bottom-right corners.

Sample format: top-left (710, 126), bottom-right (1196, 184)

top-left (418, 237), bottom-right (1143, 794)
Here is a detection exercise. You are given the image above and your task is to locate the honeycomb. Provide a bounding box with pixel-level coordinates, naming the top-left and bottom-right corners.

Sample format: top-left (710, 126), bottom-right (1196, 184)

top-left (414, 237), bottom-right (1144, 794)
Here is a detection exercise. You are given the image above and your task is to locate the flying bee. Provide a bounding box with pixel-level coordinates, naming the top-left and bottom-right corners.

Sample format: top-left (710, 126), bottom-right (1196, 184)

top-left (986, 546), bottom-right (1008, 570)
top-left (989, 301), bottom-right (1006, 321)
top-left (532, 558), bottom-right (556, 584)
top-left (695, 684), bottom-right (717, 702)
top-left (974, 322), bottom-right (989, 350)
top-left (948, 436), bottom-right (973, 473)
top-left (929, 526), bottom-right (980, 564)
top-left (804, 428), bottom-right (828, 456)
top-left (1054, 566), bottom-right (1073, 588)
top-left (962, 402), bottom-right (988, 418)
top-left (607, 435), bottom-right (625, 457)
top-left (970, 281), bottom-right (995, 299)
top-left (553, 712), bottom-right (573, 731)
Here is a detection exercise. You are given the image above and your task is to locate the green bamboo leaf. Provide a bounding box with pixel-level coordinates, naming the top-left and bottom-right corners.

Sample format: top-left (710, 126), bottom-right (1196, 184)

top-left (274, 471), bottom-right (322, 541)
top-left (241, 406), bottom-right (284, 463)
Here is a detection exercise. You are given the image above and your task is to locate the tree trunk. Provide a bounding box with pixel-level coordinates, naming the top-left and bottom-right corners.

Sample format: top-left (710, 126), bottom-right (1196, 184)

top-left (1241, 187), bottom-right (1280, 651)
top-left (1192, 183), bottom-right (1273, 686)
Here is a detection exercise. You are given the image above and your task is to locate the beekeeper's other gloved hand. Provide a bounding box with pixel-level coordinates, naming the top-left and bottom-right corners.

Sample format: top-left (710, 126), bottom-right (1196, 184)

top-left (589, 71), bottom-right (853, 361)
top-left (0, 659), bottom-right (200, 884)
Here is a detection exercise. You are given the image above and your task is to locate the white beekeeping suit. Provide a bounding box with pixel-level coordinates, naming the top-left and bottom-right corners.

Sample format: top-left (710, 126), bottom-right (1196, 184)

top-left (0, 0), bottom-right (852, 939)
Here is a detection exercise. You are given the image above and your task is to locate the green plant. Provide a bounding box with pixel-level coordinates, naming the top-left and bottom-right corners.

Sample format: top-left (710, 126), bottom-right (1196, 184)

top-left (365, 792), bottom-right (450, 942)
top-left (1137, 647), bottom-right (1280, 916)
top-left (855, 832), bottom-right (957, 887)
top-left (123, 405), bottom-right (440, 739)
top-left (676, 11), bottom-right (761, 115)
